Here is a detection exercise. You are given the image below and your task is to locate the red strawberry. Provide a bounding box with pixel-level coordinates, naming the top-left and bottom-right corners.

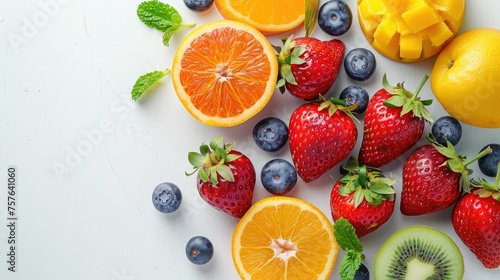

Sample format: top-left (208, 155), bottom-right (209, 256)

top-left (186, 137), bottom-right (255, 218)
top-left (330, 157), bottom-right (396, 237)
top-left (358, 74), bottom-right (434, 168)
top-left (452, 165), bottom-right (500, 269)
top-left (276, 36), bottom-right (345, 100)
top-left (401, 137), bottom-right (492, 215)
top-left (289, 97), bottom-right (358, 182)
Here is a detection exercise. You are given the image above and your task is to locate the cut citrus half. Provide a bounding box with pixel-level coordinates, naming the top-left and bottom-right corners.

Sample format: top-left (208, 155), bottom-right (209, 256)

top-left (232, 196), bottom-right (338, 279)
top-left (214, 0), bottom-right (305, 35)
top-left (172, 20), bottom-right (278, 127)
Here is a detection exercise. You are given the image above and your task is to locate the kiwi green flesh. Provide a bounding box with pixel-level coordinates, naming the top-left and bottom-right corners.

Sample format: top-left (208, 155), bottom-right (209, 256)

top-left (374, 226), bottom-right (464, 280)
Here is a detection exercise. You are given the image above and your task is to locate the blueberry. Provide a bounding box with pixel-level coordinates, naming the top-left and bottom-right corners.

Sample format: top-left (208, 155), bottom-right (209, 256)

top-left (318, 0), bottom-right (352, 36)
top-left (253, 117), bottom-right (289, 152)
top-left (344, 48), bottom-right (377, 81)
top-left (152, 182), bottom-right (182, 213)
top-left (431, 116), bottom-right (462, 146)
top-left (261, 158), bottom-right (297, 195)
top-left (478, 144), bottom-right (500, 177)
top-left (185, 236), bottom-right (214, 265)
top-left (354, 263), bottom-right (370, 280)
top-left (183, 0), bottom-right (214, 12)
top-left (339, 85), bottom-right (369, 114)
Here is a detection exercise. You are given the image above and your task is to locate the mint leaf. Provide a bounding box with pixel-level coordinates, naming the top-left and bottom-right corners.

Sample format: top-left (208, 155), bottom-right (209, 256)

top-left (339, 250), bottom-right (362, 280)
top-left (162, 25), bottom-right (181, 47)
top-left (137, 0), bottom-right (182, 32)
top-left (137, 0), bottom-right (195, 46)
top-left (334, 218), bottom-right (364, 280)
top-left (131, 69), bottom-right (170, 101)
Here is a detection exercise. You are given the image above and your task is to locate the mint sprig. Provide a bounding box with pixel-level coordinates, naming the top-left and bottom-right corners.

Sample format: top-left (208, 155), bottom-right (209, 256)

top-left (137, 0), bottom-right (195, 46)
top-left (131, 69), bottom-right (170, 101)
top-left (334, 218), bottom-right (364, 280)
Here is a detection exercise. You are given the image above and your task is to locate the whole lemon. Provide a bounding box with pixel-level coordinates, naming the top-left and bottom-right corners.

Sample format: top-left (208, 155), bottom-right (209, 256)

top-left (430, 28), bottom-right (500, 128)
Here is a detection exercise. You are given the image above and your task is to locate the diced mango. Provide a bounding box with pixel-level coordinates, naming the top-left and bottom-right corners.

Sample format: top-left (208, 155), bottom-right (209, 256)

top-left (400, 33), bottom-right (422, 59)
top-left (422, 21), bottom-right (453, 46)
top-left (358, 0), bottom-right (464, 62)
top-left (431, 0), bottom-right (465, 22)
top-left (402, 3), bottom-right (441, 33)
top-left (421, 39), bottom-right (442, 58)
top-left (365, 0), bottom-right (386, 15)
top-left (359, 0), bottom-right (383, 21)
top-left (373, 33), bottom-right (401, 59)
top-left (373, 18), bottom-right (398, 47)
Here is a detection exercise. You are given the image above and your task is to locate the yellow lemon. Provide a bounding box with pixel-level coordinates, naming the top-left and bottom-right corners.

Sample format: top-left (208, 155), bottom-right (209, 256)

top-left (430, 28), bottom-right (500, 128)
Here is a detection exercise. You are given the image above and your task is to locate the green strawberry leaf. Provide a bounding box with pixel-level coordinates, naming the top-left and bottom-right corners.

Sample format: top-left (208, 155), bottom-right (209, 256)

top-left (370, 181), bottom-right (397, 194)
top-left (217, 165), bottom-right (235, 182)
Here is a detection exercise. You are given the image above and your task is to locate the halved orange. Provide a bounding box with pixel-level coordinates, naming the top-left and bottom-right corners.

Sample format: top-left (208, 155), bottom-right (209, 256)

top-left (214, 0), bottom-right (305, 35)
top-left (232, 196), bottom-right (339, 279)
top-left (172, 20), bottom-right (278, 127)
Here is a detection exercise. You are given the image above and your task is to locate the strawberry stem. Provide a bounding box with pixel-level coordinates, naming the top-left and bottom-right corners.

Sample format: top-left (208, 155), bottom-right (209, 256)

top-left (494, 163), bottom-right (500, 188)
top-left (412, 75), bottom-right (429, 100)
top-left (463, 146), bottom-right (493, 167)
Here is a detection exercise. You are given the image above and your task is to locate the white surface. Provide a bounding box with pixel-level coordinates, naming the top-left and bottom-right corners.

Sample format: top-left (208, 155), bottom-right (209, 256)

top-left (0, 0), bottom-right (499, 279)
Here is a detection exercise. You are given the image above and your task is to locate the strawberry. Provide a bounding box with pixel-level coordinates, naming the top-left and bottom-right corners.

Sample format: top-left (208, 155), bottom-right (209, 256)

top-left (276, 35), bottom-right (345, 100)
top-left (452, 164), bottom-right (500, 269)
top-left (289, 97), bottom-right (358, 183)
top-left (358, 74), bottom-right (434, 168)
top-left (401, 137), bottom-right (493, 215)
top-left (330, 157), bottom-right (397, 237)
top-left (186, 137), bottom-right (255, 218)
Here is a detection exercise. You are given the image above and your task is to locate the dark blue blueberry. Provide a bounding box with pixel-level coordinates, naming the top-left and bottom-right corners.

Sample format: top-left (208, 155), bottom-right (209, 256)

top-left (318, 0), bottom-right (353, 36)
top-left (253, 117), bottom-right (289, 152)
top-left (431, 116), bottom-right (462, 146)
top-left (261, 158), bottom-right (297, 195)
top-left (339, 85), bottom-right (369, 114)
top-left (183, 0), bottom-right (214, 13)
top-left (186, 236), bottom-right (214, 265)
top-left (152, 182), bottom-right (182, 213)
top-left (344, 48), bottom-right (377, 81)
top-left (354, 263), bottom-right (370, 280)
top-left (478, 144), bottom-right (500, 177)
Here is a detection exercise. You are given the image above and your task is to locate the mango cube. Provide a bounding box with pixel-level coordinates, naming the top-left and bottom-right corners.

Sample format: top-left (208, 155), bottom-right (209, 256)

top-left (431, 0), bottom-right (465, 22)
top-left (423, 21), bottom-right (453, 46)
top-left (400, 33), bottom-right (422, 59)
top-left (373, 18), bottom-right (398, 47)
top-left (402, 3), bottom-right (441, 33)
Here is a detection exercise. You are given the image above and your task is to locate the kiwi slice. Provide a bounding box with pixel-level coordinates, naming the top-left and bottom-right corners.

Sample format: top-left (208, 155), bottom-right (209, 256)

top-left (374, 226), bottom-right (464, 280)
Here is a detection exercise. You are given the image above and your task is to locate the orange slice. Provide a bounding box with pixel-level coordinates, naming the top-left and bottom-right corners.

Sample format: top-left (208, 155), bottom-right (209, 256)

top-left (214, 0), bottom-right (305, 35)
top-left (232, 196), bottom-right (339, 279)
top-left (172, 20), bottom-right (278, 127)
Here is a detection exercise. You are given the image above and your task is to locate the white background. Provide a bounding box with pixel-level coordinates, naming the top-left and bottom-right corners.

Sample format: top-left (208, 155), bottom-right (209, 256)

top-left (0, 0), bottom-right (499, 279)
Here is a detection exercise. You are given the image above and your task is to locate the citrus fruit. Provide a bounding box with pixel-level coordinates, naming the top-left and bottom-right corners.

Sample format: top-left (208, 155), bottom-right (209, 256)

top-left (172, 20), bottom-right (278, 127)
top-left (357, 0), bottom-right (465, 62)
top-left (214, 0), bottom-right (305, 35)
top-left (232, 196), bottom-right (338, 279)
top-left (430, 28), bottom-right (500, 128)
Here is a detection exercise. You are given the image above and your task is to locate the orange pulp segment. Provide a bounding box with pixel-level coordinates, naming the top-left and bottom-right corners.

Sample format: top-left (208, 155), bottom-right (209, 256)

top-left (214, 0), bottom-right (306, 35)
top-left (172, 20), bottom-right (278, 127)
top-left (232, 196), bottom-right (338, 279)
